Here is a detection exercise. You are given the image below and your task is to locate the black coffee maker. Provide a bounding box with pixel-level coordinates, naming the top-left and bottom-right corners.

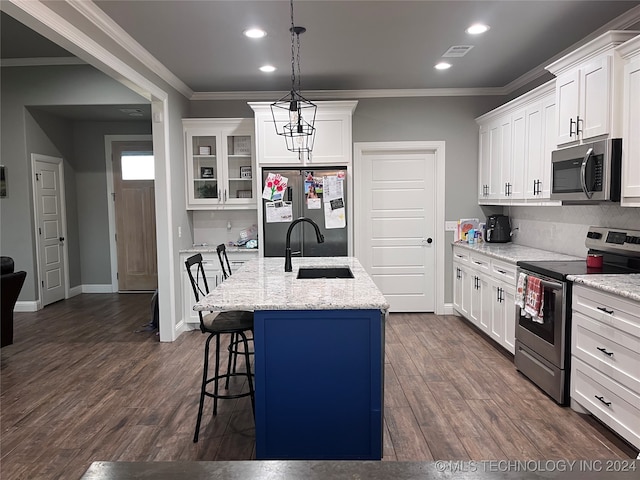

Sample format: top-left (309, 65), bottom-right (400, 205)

top-left (485, 215), bottom-right (512, 243)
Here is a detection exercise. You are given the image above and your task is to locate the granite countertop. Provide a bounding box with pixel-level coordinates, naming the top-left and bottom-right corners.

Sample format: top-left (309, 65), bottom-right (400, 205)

top-left (180, 245), bottom-right (259, 254)
top-left (567, 273), bottom-right (640, 303)
top-left (193, 257), bottom-right (389, 312)
top-left (452, 241), bottom-right (582, 263)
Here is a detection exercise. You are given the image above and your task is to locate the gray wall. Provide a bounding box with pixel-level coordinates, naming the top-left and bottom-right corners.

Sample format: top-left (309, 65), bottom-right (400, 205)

top-left (352, 96), bottom-right (505, 303)
top-left (187, 95), bottom-right (506, 304)
top-left (0, 64), bottom-right (149, 300)
top-left (73, 121), bottom-right (152, 285)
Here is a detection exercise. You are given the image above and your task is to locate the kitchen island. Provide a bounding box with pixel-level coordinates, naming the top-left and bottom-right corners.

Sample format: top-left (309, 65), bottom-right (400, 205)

top-left (194, 257), bottom-right (389, 460)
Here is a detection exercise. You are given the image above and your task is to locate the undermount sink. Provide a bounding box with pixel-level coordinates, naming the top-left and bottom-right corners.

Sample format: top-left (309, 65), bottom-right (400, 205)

top-left (296, 266), bottom-right (354, 279)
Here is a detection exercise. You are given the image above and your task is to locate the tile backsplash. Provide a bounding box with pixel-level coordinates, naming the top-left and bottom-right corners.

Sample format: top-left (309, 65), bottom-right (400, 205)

top-left (507, 205), bottom-right (640, 258)
top-left (192, 210), bottom-right (258, 247)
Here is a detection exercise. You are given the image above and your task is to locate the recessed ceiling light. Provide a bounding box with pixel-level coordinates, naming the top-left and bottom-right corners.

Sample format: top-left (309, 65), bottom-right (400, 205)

top-left (466, 23), bottom-right (489, 35)
top-left (244, 28), bottom-right (267, 39)
top-left (260, 65), bottom-right (276, 73)
top-left (435, 62), bottom-right (452, 70)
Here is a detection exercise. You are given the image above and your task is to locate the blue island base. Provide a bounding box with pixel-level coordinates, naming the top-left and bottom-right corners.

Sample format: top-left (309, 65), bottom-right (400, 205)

top-left (254, 309), bottom-right (385, 460)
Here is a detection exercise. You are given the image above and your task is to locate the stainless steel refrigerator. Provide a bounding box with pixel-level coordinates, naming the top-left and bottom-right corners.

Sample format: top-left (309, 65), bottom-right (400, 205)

top-left (262, 168), bottom-right (348, 257)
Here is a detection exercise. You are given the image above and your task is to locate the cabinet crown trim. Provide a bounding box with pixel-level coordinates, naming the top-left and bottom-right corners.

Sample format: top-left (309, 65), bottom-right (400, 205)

top-left (616, 33), bottom-right (640, 59)
top-left (546, 30), bottom-right (640, 76)
top-left (475, 80), bottom-right (555, 123)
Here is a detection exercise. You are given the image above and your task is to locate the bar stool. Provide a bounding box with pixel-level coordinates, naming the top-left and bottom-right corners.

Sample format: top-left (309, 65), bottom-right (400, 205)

top-left (185, 253), bottom-right (255, 443)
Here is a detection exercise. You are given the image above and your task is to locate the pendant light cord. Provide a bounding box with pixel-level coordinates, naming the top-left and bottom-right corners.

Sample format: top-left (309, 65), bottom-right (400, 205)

top-left (290, 0), bottom-right (296, 93)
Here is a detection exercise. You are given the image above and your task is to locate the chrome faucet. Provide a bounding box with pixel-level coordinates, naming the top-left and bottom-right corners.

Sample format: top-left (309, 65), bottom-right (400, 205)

top-left (284, 217), bottom-right (325, 272)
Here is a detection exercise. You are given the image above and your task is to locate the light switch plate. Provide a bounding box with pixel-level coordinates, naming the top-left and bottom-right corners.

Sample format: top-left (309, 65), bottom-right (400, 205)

top-left (445, 221), bottom-right (458, 232)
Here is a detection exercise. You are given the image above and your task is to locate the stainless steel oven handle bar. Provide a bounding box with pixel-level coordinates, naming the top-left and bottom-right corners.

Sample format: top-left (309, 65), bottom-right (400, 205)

top-left (520, 269), bottom-right (563, 291)
top-left (580, 147), bottom-right (594, 199)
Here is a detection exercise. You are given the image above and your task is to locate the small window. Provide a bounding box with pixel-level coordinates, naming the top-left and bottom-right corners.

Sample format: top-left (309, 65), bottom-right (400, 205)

top-left (122, 154), bottom-right (154, 180)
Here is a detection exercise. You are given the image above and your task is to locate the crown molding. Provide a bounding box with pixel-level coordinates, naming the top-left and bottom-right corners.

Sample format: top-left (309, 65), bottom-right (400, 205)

top-left (192, 87), bottom-right (508, 101)
top-left (4, 0), bottom-right (166, 101)
top-left (0, 56), bottom-right (85, 67)
top-left (68, 0), bottom-right (193, 99)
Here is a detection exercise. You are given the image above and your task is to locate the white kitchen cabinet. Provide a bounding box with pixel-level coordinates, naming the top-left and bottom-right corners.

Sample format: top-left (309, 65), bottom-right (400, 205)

top-left (477, 81), bottom-right (558, 205)
top-left (183, 118), bottom-right (256, 210)
top-left (248, 101), bottom-right (357, 166)
top-left (523, 93), bottom-right (556, 200)
top-left (571, 284), bottom-right (640, 450)
top-left (453, 248), bottom-right (471, 317)
top-left (477, 123), bottom-right (491, 201)
top-left (452, 246), bottom-right (517, 354)
top-left (546, 30), bottom-right (639, 147)
top-left (617, 35), bottom-right (640, 207)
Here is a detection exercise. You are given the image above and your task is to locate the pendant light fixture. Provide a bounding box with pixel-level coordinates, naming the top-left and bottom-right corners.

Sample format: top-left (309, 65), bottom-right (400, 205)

top-left (270, 0), bottom-right (316, 159)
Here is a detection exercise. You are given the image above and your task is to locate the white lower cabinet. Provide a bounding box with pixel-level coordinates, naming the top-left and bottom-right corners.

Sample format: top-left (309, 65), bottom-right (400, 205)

top-left (452, 246), bottom-right (517, 354)
top-left (571, 284), bottom-right (640, 450)
top-left (181, 250), bottom-right (258, 326)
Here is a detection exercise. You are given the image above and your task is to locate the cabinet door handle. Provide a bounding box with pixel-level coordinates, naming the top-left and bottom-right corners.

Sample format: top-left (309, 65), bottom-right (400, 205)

top-left (224, 189), bottom-right (227, 202)
top-left (496, 269), bottom-right (506, 275)
top-left (218, 189), bottom-right (221, 202)
top-left (576, 115), bottom-right (583, 135)
top-left (597, 306), bottom-right (614, 315)
top-left (473, 261), bottom-right (483, 266)
top-left (594, 395), bottom-right (611, 407)
top-left (596, 347), bottom-right (613, 357)
top-left (569, 118), bottom-right (576, 136)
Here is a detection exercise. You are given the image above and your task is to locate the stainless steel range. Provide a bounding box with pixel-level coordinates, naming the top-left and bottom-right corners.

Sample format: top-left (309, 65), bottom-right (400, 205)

top-left (515, 226), bottom-right (640, 405)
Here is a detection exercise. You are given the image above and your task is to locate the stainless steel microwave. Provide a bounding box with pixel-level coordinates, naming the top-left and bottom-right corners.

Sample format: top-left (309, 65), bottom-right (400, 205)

top-left (550, 139), bottom-right (622, 203)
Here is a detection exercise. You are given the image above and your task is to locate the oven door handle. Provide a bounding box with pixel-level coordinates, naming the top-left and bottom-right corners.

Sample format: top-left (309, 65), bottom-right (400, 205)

top-left (538, 278), bottom-right (563, 290)
top-left (580, 147), bottom-right (594, 199)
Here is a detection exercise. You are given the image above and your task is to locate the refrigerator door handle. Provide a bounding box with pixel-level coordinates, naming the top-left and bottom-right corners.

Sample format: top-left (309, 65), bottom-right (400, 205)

top-left (287, 186), bottom-right (293, 202)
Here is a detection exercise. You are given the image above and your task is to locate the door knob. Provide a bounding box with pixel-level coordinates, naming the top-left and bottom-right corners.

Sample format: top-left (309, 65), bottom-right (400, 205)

top-left (422, 238), bottom-right (433, 245)
top-left (59, 237), bottom-right (65, 242)
top-left (427, 238), bottom-right (433, 244)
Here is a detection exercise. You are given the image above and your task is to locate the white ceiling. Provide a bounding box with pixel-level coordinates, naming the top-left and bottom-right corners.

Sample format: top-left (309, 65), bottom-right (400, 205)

top-left (88, 0), bottom-right (640, 94)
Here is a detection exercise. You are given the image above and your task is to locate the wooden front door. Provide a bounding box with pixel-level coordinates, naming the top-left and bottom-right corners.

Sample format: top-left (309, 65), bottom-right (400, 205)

top-left (112, 141), bottom-right (157, 291)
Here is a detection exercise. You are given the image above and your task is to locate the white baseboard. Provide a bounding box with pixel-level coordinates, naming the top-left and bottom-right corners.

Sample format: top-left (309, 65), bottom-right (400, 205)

top-left (442, 303), bottom-right (455, 315)
top-left (14, 301), bottom-right (39, 312)
top-left (81, 284), bottom-right (114, 294)
top-left (69, 285), bottom-right (82, 297)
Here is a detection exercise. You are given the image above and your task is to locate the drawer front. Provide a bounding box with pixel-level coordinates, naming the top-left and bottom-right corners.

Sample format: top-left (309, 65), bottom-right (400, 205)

top-left (571, 357), bottom-right (640, 450)
top-left (491, 258), bottom-right (517, 285)
top-left (572, 311), bottom-right (640, 395)
top-left (469, 252), bottom-right (491, 273)
top-left (227, 251), bottom-right (258, 273)
top-left (573, 285), bottom-right (640, 338)
top-left (453, 247), bottom-right (470, 264)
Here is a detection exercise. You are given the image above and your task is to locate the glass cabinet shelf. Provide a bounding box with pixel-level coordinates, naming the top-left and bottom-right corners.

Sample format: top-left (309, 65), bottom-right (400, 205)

top-left (183, 119), bottom-right (256, 210)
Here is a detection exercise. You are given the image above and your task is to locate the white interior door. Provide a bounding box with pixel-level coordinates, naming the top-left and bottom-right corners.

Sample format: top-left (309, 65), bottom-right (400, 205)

top-left (355, 145), bottom-right (437, 312)
top-left (33, 155), bottom-right (67, 307)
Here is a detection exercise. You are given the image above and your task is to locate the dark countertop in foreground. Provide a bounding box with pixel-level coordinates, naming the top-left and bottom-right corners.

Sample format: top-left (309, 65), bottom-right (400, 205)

top-left (82, 460), bottom-right (640, 479)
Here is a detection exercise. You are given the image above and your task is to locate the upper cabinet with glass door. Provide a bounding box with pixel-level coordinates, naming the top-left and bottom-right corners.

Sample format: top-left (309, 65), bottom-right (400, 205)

top-left (183, 118), bottom-right (256, 210)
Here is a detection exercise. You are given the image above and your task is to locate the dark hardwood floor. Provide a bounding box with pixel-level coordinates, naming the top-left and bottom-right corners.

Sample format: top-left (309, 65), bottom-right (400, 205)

top-left (1, 294), bottom-right (635, 479)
